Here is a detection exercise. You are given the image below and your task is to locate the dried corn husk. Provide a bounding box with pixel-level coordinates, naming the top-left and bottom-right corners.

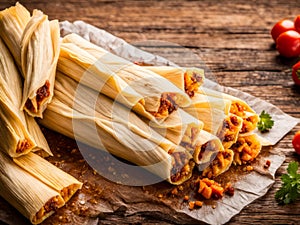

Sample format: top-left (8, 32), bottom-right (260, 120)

top-left (54, 72), bottom-right (176, 153)
top-left (0, 37), bottom-right (51, 157)
top-left (39, 97), bottom-right (194, 185)
top-left (0, 151), bottom-right (65, 224)
top-left (148, 108), bottom-right (203, 147)
top-left (197, 87), bottom-right (259, 134)
top-left (0, 3), bottom-right (60, 117)
top-left (183, 93), bottom-right (231, 135)
top-left (14, 152), bottom-right (82, 202)
top-left (58, 33), bottom-right (191, 122)
top-left (143, 66), bottom-right (205, 97)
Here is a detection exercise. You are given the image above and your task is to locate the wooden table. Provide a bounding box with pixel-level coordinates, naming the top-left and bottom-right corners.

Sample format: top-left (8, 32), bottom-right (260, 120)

top-left (0, 0), bottom-right (300, 224)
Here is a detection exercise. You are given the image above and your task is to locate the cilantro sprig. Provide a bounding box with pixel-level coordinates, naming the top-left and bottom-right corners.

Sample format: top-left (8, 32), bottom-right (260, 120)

top-left (275, 162), bottom-right (300, 204)
top-left (257, 110), bottom-right (274, 133)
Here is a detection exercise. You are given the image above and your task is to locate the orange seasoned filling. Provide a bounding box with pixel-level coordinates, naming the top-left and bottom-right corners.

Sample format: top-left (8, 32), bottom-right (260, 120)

top-left (25, 80), bottom-right (50, 113)
top-left (152, 93), bottom-right (178, 118)
top-left (217, 115), bottom-right (241, 146)
top-left (230, 101), bottom-right (246, 117)
top-left (16, 139), bottom-right (33, 154)
top-left (240, 115), bottom-right (259, 133)
top-left (184, 71), bottom-right (203, 97)
top-left (170, 152), bottom-right (193, 183)
top-left (32, 196), bottom-right (61, 223)
top-left (231, 135), bottom-right (261, 165)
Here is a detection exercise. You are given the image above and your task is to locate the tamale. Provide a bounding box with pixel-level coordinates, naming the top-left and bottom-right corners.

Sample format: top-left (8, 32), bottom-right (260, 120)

top-left (0, 2), bottom-right (30, 65)
top-left (54, 72), bottom-right (176, 153)
top-left (190, 130), bottom-right (224, 169)
top-left (39, 97), bottom-right (194, 185)
top-left (14, 152), bottom-right (82, 202)
top-left (0, 3), bottom-right (60, 117)
top-left (197, 87), bottom-right (259, 134)
top-left (148, 108), bottom-right (203, 147)
top-left (0, 37), bottom-right (34, 157)
top-left (216, 114), bottom-right (243, 149)
top-left (142, 66), bottom-right (205, 97)
top-left (0, 36), bottom-right (51, 157)
top-left (58, 33), bottom-right (191, 122)
top-left (0, 151), bottom-right (65, 224)
top-left (231, 134), bottom-right (262, 165)
top-left (183, 93), bottom-right (232, 135)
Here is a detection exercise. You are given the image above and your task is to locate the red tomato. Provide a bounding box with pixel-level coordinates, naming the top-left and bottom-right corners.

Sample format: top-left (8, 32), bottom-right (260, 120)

top-left (276, 30), bottom-right (300, 58)
top-left (271, 19), bottom-right (295, 42)
top-left (292, 131), bottom-right (300, 155)
top-left (292, 61), bottom-right (300, 85)
top-left (294, 15), bottom-right (300, 33)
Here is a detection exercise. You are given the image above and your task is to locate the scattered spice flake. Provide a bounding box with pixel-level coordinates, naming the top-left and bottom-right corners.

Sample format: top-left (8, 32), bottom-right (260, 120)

top-left (264, 160), bottom-right (271, 169)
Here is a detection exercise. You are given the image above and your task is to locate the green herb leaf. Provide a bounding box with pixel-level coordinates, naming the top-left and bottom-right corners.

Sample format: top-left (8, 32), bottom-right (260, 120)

top-left (275, 161), bottom-right (300, 204)
top-left (257, 110), bottom-right (274, 132)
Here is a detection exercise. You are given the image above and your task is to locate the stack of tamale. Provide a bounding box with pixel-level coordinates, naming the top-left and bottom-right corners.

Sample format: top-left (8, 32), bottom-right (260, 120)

top-left (0, 3), bottom-right (82, 224)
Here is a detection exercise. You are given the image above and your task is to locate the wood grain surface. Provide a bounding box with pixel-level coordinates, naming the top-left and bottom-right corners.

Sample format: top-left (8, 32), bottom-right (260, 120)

top-left (0, 0), bottom-right (300, 224)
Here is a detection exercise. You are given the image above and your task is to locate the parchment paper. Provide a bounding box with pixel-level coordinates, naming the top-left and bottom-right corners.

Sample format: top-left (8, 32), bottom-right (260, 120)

top-left (59, 20), bottom-right (300, 225)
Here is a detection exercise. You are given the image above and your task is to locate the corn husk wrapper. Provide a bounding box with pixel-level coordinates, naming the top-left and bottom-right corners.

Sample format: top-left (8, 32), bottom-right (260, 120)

top-left (149, 108), bottom-right (203, 147)
top-left (143, 66), bottom-right (205, 97)
top-left (231, 133), bottom-right (262, 165)
top-left (183, 93), bottom-right (232, 135)
top-left (14, 152), bottom-right (82, 202)
top-left (39, 96), bottom-right (194, 185)
top-left (54, 72), bottom-right (176, 153)
top-left (191, 130), bottom-right (224, 169)
top-left (0, 3), bottom-right (60, 117)
top-left (197, 87), bottom-right (259, 134)
top-left (58, 33), bottom-right (191, 122)
top-left (0, 151), bottom-right (65, 224)
top-left (0, 37), bottom-right (51, 157)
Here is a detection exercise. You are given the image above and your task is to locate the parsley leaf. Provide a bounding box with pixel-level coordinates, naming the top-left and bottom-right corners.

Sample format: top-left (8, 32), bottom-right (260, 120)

top-left (257, 110), bottom-right (274, 132)
top-left (275, 162), bottom-right (300, 204)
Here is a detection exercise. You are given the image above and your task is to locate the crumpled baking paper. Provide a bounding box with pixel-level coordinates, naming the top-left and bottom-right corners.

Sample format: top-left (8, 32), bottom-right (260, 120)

top-left (58, 20), bottom-right (299, 225)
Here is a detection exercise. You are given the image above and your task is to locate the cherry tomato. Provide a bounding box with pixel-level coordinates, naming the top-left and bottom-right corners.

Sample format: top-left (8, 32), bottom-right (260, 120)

top-left (271, 19), bottom-right (295, 42)
top-left (276, 30), bottom-right (300, 58)
top-left (292, 61), bottom-right (300, 85)
top-left (294, 15), bottom-right (300, 33)
top-left (292, 131), bottom-right (300, 155)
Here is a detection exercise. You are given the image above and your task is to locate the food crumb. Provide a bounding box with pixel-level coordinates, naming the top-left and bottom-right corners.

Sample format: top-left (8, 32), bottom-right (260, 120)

top-left (183, 195), bottom-right (189, 201)
top-left (171, 187), bottom-right (178, 196)
top-left (178, 185), bottom-right (184, 191)
top-left (158, 194), bottom-right (163, 198)
top-left (195, 201), bottom-right (203, 207)
top-left (189, 201), bottom-right (195, 210)
top-left (264, 160), bottom-right (271, 169)
top-left (246, 165), bottom-right (253, 171)
top-left (212, 205), bottom-right (216, 209)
